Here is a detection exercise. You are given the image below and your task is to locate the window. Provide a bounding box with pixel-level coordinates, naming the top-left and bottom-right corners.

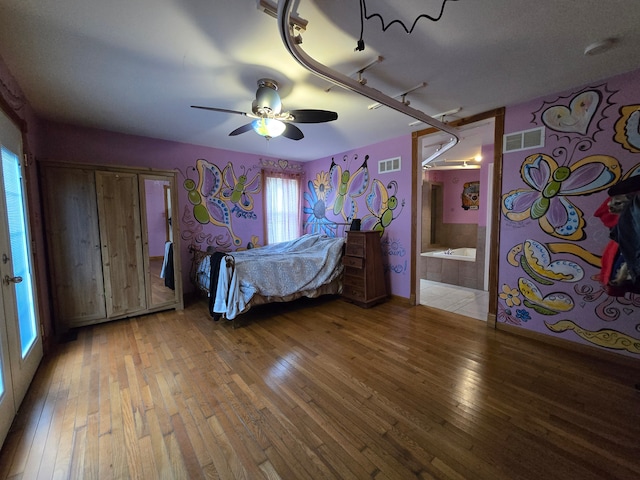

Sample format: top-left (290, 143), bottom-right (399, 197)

top-left (1, 147), bottom-right (37, 357)
top-left (263, 171), bottom-right (302, 244)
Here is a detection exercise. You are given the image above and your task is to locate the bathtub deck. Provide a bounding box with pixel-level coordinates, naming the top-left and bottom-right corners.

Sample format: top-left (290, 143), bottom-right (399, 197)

top-left (422, 247), bottom-right (477, 262)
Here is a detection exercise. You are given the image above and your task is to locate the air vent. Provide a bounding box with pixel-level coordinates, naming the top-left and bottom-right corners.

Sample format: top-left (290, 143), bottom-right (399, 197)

top-left (503, 126), bottom-right (545, 153)
top-left (378, 156), bottom-right (401, 174)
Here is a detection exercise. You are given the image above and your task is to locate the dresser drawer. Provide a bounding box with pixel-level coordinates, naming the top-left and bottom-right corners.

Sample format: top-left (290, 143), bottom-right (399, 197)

top-left (345, 244), bottom-right (364, 257)
top-left (342, 255), bottom-right (363, 269)
top-left (343, 285), bottom-right (365, 300)
top-left (344, 232), bottom-right (365, 257)
top-left (344, 272), bottom-right (365, 288)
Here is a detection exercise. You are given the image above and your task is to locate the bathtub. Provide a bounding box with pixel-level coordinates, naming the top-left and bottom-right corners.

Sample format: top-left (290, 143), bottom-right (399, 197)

top-left (422, 247), bottom-right (476, 262)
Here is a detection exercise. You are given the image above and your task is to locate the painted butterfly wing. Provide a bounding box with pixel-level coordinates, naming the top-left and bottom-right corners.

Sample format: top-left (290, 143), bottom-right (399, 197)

top-left (501, 189), bottom-right (540, 221)
top-left (196, 159), bottom-right (223, 197)
top-left (365, 179), bottom-right (387, 217)
top-left (521, 154), bottom-right (557, 190)
top-left (346, 157), bottom-right (370, 198)
top-left (559, 155), bottom-right (620, 195)
top-left (538, 196), bottom-right (585, 240)
top-left (203, 196), bottom-right (241, 246)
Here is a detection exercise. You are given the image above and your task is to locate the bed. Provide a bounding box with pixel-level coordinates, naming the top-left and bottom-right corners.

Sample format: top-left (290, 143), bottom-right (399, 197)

top-left (194, 234), bottom-right (346, 321)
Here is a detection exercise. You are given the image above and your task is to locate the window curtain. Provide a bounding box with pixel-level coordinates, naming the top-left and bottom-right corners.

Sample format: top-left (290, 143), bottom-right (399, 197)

top-left (263, 170), bottom-right (302, 244)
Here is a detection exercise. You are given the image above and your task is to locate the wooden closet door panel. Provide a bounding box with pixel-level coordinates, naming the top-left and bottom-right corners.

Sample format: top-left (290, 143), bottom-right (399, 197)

top-left (41, 166), bottom-right (106, 327)
top-left (95, 171), bottom-right (146, 317)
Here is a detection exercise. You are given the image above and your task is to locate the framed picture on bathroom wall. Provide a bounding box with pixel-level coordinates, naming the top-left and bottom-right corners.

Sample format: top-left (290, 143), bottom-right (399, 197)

top-left (461, 181), bottom-right (479, 210)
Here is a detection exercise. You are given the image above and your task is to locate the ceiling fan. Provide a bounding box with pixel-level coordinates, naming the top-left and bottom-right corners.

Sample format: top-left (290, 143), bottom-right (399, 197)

top-left (191, 78), bottom-right (338, 141)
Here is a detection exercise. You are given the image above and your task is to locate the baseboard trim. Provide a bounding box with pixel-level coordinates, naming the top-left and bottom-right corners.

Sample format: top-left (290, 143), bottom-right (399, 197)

top-left (389, 294), bottom-right (414, 306)
top-left (496, 322), bottom-right (640, 369)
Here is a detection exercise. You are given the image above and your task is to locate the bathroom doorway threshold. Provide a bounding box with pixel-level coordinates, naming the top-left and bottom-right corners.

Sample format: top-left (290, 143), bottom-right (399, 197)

top-left (419, 279), bottom-right (489, 321)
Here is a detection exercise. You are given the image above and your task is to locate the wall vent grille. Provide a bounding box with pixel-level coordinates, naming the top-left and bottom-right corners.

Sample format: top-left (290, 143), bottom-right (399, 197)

top-left (503, 126), bottom-right (545, 153)
top-left (378, 156), bottom-right (401, 174)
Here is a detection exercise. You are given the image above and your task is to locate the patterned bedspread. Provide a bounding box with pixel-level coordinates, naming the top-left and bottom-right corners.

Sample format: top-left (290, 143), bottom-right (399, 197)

top-left (197, 234), bottom-right (345, 320)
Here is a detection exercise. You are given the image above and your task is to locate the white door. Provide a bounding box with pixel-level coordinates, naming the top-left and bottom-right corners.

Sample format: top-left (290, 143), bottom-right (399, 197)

top-left (0, 110), bottom-right (43, 447)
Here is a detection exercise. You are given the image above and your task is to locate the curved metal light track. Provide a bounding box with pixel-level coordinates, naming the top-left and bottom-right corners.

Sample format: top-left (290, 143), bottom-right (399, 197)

top-left (277, 0), bottom-right (459, 165)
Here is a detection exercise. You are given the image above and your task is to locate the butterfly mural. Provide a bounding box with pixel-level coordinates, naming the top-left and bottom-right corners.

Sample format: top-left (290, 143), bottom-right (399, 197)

top-left (518, 277), bottom-right (574, 315)
top-left (186, 158), bottom-right (241, 246)
top-left (361, 179), bottom-right (405, 235)
top-left (621, 162), bottom-right (640, 182)
top-left (219, 162), bottom-right (261, 211)
top-left (502, 153), bottom-right (620, 240)
top-left (329, 154), bottom-right (370, 221)
top-left (614, 105), bottom-right (640, 153)
top-left (507, 239), bottom-right (585, 285)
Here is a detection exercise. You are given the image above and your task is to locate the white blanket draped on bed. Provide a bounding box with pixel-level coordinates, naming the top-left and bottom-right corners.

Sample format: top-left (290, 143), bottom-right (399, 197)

top-left (203, 234), bottom-right (345, 320)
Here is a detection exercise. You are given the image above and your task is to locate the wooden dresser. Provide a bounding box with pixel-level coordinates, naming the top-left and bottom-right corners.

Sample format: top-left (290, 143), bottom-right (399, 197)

top-left (341, 230), bottom-right (387, 308)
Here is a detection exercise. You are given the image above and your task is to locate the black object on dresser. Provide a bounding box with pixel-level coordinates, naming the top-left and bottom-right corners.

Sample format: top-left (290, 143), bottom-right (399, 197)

top-left (341, 230), bottom-right (388, 308)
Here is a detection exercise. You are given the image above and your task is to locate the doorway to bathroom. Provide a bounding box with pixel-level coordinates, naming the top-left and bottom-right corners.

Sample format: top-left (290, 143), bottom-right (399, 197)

top-left (414, 110), bottom-right (504, 322)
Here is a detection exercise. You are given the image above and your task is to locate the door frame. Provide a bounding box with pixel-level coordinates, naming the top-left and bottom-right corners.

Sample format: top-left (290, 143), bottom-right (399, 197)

top-left (411, 108), bottom-right (505, 326)
top-left (0, 105), bottom-right (44, 446)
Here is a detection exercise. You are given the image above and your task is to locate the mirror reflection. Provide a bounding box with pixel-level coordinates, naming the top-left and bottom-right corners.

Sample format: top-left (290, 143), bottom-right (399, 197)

top-left (143, 176), bottom-right (175, 306)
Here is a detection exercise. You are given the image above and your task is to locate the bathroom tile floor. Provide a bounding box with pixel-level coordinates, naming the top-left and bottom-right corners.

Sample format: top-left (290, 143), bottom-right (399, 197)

top-left (419, 279), bottom-right (489, 321)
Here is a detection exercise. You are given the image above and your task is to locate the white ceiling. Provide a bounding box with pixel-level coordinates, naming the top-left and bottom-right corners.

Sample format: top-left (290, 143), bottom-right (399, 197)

top-left (421, 117), bottom-right (495, 170)
top-left (1, 0), bottom-right (639, 162)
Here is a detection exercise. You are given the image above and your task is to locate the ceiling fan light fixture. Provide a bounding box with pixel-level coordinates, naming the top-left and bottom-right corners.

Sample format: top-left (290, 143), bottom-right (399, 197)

top-left (252, 118), bottom-right (286, 139)
top-left (254, 79), bottom-right (282, 115)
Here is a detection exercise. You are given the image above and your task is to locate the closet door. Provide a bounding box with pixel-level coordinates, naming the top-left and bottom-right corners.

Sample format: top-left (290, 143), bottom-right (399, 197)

top-left (41, 165), bottom-right (106, 327)
top-left (95, 171), bottom-right (146, 317)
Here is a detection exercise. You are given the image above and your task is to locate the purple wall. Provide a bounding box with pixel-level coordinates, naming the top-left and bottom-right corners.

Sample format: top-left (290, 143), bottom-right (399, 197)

top-left (304, 135), bottom-right (413, 297)
top-left (426, 169), bottom-right (481, 224)
top-left (498, 67), bottom-right (640, 358)
top-left (423, 146), bottom-right (493, 228)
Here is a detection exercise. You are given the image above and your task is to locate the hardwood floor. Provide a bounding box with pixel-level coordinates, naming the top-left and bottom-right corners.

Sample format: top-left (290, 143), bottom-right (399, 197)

top-left (1, 296), bottom-right (639, 479)
top-left (149, 257), bottom-right (176, 305)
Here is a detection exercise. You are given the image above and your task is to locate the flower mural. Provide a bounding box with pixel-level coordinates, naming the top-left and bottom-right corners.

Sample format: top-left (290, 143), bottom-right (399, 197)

top-left (499, 284), bottom-right (521, 307)
top-left (303, 177), bottom-right (337, 237)
top-left (312, 170), bottom-right (332, 201)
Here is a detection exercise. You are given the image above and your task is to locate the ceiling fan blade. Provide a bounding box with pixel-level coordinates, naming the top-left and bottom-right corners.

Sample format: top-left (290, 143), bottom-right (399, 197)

top-left (229, 123), bottom-right (254, 136)
top-left (191, 105), bottom-right (248, 116)
top-left (282, 123), bottom-right (304, 140)
top-left (287, 109), bottom-right (338, 123)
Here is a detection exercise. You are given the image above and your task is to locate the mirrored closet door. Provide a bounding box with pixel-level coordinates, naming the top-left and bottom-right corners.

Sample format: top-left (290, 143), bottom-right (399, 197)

top-left (139, 174), bottom-right (181, 309)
